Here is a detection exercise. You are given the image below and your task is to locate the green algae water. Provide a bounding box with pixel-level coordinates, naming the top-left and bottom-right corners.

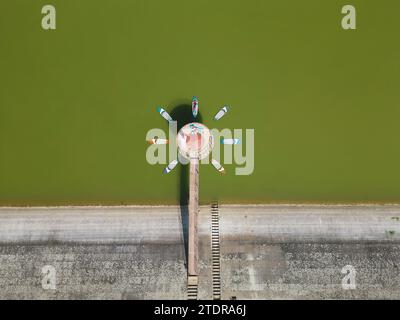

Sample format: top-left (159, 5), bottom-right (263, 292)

top-left (1, 0), bottom-right (400, 205)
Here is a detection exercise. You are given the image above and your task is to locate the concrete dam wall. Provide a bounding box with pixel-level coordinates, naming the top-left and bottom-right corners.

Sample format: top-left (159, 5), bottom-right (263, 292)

top-left (0, 205), bottom-right (399, 299)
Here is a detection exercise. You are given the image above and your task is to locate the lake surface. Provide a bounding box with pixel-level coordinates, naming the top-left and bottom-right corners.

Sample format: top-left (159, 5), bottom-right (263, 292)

top-left (1, 0), bottom-right (400, 205)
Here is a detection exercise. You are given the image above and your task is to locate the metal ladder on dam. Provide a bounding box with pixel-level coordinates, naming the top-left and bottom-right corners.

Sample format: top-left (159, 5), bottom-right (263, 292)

top-left (211, 202), bottom-right (221, 300)
top-left (187, 276), bottom-right (198, 300)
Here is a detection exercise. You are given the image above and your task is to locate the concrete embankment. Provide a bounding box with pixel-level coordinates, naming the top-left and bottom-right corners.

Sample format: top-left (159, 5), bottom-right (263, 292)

top-left (0, 205), bottom-right (399, 299)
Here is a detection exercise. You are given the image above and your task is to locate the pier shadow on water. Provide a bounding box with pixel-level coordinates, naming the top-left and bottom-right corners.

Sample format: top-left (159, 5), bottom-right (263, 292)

top-left (170, 104), bottom-right (203, 270)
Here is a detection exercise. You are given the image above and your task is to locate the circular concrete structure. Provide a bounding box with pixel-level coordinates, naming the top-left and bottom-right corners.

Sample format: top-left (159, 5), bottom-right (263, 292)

top-left (177, 122), bottom-right (214, 160)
